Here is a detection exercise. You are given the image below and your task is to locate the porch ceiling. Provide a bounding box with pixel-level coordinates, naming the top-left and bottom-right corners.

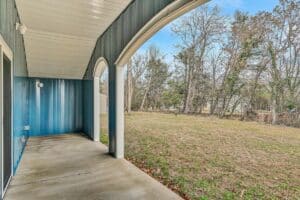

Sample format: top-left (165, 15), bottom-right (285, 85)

top-left (15, 0), bottom-right (132, 79)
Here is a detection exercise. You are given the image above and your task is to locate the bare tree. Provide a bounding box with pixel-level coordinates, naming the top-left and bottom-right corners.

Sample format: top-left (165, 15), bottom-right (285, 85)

top-left (125, 54), bottom-right (147, 112)
top-left (172, 5), bottom-right (227, 113)
top-left (140, 46), bottom-right (169, 110)
top-left (261, 0), bottom-right (300, 124)
top-left (125, 0), bottom-right (300, 127)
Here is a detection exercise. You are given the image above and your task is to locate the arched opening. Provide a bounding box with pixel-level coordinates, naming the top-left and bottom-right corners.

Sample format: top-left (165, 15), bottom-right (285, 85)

top-left (114, 1), bottom-right (300, 199)
top-left (93, 58), bottom-right (109, 143)
top-left (115, 0), bottom-right (207, 67)
top-left (108, 0), bottom-right (208, 159)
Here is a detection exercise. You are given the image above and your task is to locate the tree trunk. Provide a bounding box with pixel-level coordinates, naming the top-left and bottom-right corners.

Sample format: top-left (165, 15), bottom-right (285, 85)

top-left (271, 98), bottom-right (277, 124)
top-left (183, 83), bottom-right (193, 113)
top-left (140, 88), bottom-right (148, 111)
top-left (243, 66), bottom-right (265, 119)
top-left (183, 62), bottom-right (194, 114)
top-left (230, 99), bottom-right (240, 116)
top-left (140, 79), bottom-right (151, 111)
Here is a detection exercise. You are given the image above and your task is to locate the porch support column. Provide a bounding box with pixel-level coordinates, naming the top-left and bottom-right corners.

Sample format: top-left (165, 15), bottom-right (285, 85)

top-left (108, 64), bottom-right (124, 158)
top-left (93, 77), bottom-right (100, 142)
top-left (115, 65), bottom-right (124, 158)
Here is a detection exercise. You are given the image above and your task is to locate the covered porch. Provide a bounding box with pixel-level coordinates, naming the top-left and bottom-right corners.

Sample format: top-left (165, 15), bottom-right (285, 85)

top-left (0, 0), bottom-right (207, 198)
top-left (5, 133), bottom-right (181, 200)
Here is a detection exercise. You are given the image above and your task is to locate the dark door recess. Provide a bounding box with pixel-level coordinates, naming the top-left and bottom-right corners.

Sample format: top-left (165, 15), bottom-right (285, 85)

top-left (3, 54), bottom-right (12, 190)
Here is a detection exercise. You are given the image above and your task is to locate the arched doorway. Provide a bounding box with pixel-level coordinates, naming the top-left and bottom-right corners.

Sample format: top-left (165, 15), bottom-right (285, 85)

top-left (89, 0), bottom-right (208, 159)
top-left (93, 58), bottom-right (109, 142)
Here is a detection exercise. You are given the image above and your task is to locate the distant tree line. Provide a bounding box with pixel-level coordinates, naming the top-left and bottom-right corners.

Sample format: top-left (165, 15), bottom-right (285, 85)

top-left (125, 0), bottom-right (300, 127)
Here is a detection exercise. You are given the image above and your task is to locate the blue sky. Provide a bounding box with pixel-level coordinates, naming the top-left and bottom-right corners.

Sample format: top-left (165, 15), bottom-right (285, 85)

top-left (137, 0), bottom-right (279, 63)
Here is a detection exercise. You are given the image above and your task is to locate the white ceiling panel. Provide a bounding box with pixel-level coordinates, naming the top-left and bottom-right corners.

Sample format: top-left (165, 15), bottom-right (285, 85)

top-left (16, 0), bottom-right (132, 79)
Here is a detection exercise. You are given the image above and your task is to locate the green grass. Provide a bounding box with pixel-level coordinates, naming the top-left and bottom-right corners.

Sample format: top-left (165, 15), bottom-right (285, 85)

top-left (100, 112), bottom-right (300, 200)
top-left (100, 129), bottom-right (108, 144)
top-left (100, 114), bottom-right (108, 144)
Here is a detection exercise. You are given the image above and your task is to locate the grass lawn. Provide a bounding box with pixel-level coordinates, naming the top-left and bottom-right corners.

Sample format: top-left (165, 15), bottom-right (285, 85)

top-left (100, 112), bottom-right (300, 200)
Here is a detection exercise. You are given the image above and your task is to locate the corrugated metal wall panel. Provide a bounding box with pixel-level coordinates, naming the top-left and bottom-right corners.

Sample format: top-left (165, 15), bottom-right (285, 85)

top-left (0, 0), bottom-right (29, 176)
top-left (28, 78), bottom-right (83, 137)
top-left (13, 77), bottom-right (29, 173)
top-left (82, 80), bottom-right (94, 139)
top-left (1, 0), bottom-right (28, 76)
top-left (84, 0), bottom-right (173, 78)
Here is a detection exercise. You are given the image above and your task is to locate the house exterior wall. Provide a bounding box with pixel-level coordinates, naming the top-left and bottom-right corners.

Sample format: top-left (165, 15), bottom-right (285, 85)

top-left (82, 0), bottom-right (205, 155)
top-left (0, 0), bottom-right (29, 175)
top-left (82, 80), bottom-right (94, 139)
top-left (84, 0), bottom-right (173, 79)
top-left (13, 77), bottom-right (29, 173)
top-left (83, 0), bottom-right (174, 153)
top-left (28, 78), bottom-right (83, 137)
top-left (0, 0), bottom-right (206, 177)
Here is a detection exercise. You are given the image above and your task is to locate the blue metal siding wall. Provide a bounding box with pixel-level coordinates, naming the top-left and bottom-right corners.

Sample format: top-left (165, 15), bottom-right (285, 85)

top-left (13, 77), bottom-right (29, 173)
top-left (84, 0), bottom-right (173, 79)
top-left (28, 78), bottom-right (83, 137)
top-left (82, 80), bottom-right (94, 139)
top-left (1, 0), bottom-right (29, 175)
top-left (0, 0), bottom-right (28, 77)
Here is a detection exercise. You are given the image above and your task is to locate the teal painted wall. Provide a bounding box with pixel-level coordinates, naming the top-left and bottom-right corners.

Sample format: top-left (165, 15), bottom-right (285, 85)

top-left (82, 80), bottom-right (94, 139)
top-left (0, 0), bottom-right (29, 176)
top-left (28, 78), bottom-right (83, 137)
top-left (13, 77), bottom-right (29, 173)
top-left (84, 0), bottom-right (173, 78)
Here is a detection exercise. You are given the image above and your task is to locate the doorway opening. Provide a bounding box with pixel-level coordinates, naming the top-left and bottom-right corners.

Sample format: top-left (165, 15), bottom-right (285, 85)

top-left (99, 68), bottom-right (109, 144)
top-left (0, 43), bottom-right (13, 198)
top-left (2, 54), bottom-right (12, 194)
top-left (93, 58), bottom-right (109, 144)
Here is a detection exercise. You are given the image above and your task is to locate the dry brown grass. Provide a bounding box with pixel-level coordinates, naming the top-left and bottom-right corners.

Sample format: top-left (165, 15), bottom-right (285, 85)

top-left (101, 112), bottom-right (300, 199)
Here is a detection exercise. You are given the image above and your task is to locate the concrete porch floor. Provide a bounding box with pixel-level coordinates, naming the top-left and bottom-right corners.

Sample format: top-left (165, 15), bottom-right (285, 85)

top-left (5, 134), bottom-right (182, 200)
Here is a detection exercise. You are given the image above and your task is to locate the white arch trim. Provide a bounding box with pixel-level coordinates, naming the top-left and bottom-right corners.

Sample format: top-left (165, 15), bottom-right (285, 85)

top-left (93, 57), bottom-right (109, 142)
top-left (115, 0), bottom-right (209, 67)
top-left (112, 0), bottom-right (208, 158)
top-left (93, 57), bottom-right (109, 78)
